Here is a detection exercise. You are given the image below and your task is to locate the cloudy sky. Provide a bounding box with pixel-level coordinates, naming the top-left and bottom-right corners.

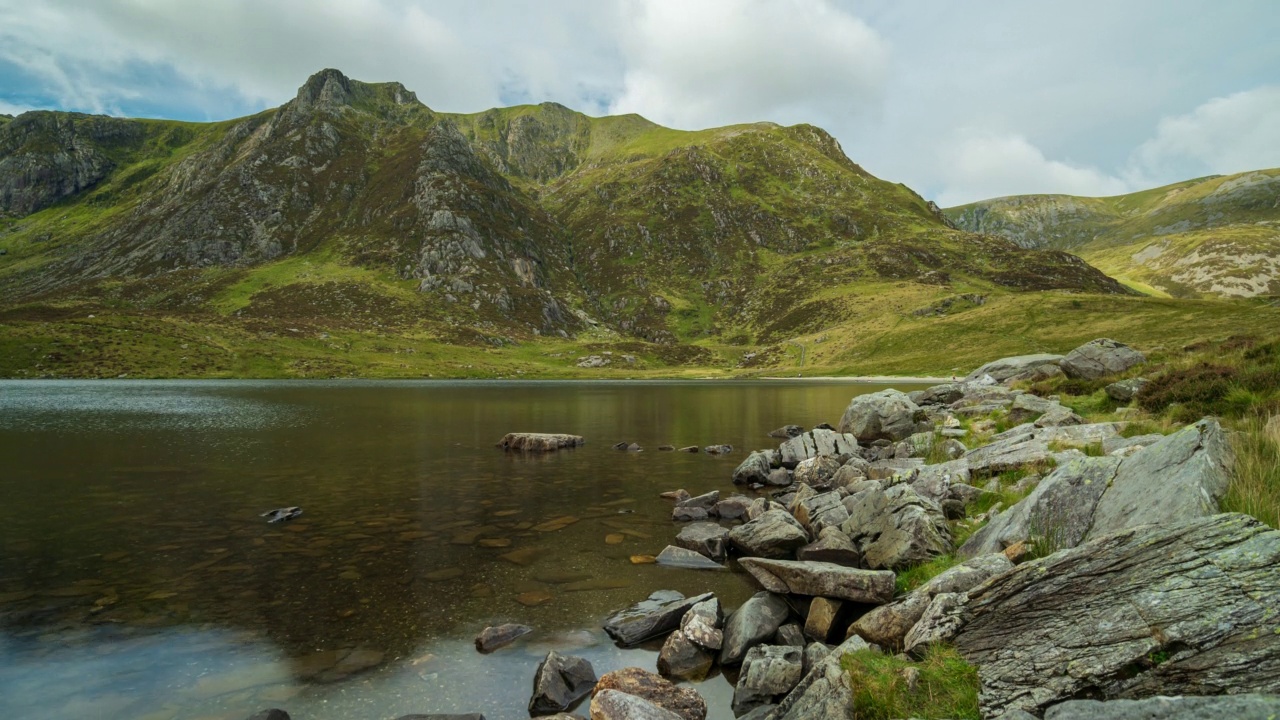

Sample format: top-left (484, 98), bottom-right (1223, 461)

top-left (1, 0), bottom-right (1276, 206)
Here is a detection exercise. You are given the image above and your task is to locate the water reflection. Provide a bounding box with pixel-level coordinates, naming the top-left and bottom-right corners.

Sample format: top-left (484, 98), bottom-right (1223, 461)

top-left (0, 380), bottom-right (925, 719)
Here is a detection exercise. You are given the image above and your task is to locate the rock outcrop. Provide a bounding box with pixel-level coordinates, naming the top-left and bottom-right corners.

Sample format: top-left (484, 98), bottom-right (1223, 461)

top-left (1059, 338), bottom-right (1145, 380)
top-left (837, 390), bottom-right (923, 443)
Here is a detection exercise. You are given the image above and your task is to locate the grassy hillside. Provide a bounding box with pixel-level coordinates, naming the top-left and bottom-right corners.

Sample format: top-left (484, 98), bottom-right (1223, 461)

top-left (945, 170), bottom-right (1280, 298)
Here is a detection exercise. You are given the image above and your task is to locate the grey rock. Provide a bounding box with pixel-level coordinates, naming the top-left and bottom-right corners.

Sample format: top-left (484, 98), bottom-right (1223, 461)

top-left (728, 509), bottom-right (809, 559)
top-left (676, 491), bottom-right (719, 511)
top-left (733, 451), bottom-right (774, 485)
top-left (837, 389), bottom-right (923, 442)
top-left (765, 468), bottom-right (793, 486)
top-left (774, 623), bottom-right (806, 647)
top-left (680, 597), bottom-right (722, 650)
top-left (796, 526), bottom-right (861, 567)
top-left (952, 513), bottom-right (1280, 717)
top-left (1104, 377), bottom-right (1148, 403)
top-left (738, 558), bottom-right (895, 604)
top-left (1035, 405), bottom-right (1084, 427)
top-left (778, 428), bottom-right (859, 467)
top-left (1007, 393), bottom-right (1058, 424)
top-left (965, 353), bottom-right (1063, 383)
top-left (656, 629), bottom-right (714, 681)
top-left (736, 705), bottom-right (777, 720)
top-left (603, 590), bottom-right (715, 647)
top-left (1060, 338), bottom-right (1145, 380)
top-left (917, 383), bottom-right (965, 405)
top-left (894, 431), bottom-right (936, 459)
top-left (849, 592), bottom-right (931, 649)
top-left (830, 456), bottom-right (871, 488)
top-left (940, 438), bottom-right (967, 459)
top-left (918, 553), bottom-right (1013, 595)
top-left (902, 592), bottom-right (965, 657)
top-left (655, 546), bottom-right (725, 571)
top-left (841, 485), bottom-right (952, 570)
top-left (911, 459), bottom-right (971, 502)
top-left (1086, 418), bottom-right (1233, 541)
top-left (803, 597), bottom-right (845, 643)
top-left (589, 689), bottom-right (682, 720)
top-left (792, 455), bottom-right (843, 489)
top-left (770, 634), bottom-right (874, 719)
top-left (769, 425), bottom-right (804, 439)
top-left (674, 522), bottom-right (730, 560)
top-left (474, 623), bottom-right (533, 653)
top-left (720, 592), bottom-right (791, 665)
top-left (791, 490), bottom-right (849, 535)
top-left (714, 495), bottom-right (753, 520)
top-left (703, 444), bottom-right (734, 455)
top-left (733, 645), bottom-right (803, 716)
top-left (670, 507), bottom-right (708, 522)
top-left (1101, 433), bottom-right (1164, 455)
top-left (529, 651), bottom-right (596, 715)
top-left (593, 668), bottom-right (706, 720)
top-left (959, 456), bottom-right (1120, 558)
top-left (245, 712), bottom-right (291, 720)
top-left (802, 642), bottom-right (832, 677)
top-left (1043, 695), bottom-right (1280, 720)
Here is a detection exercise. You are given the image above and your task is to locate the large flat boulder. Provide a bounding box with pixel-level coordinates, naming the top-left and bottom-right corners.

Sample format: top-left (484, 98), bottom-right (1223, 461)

top-left (1059, 338), bottom-right (1145, 380)
top-left (837, 389), bottom-right (923, 443)
top-left (498, 433), bottom-right (584, 451)
top-left (728, 509), bottom-right (809, 559)
top-left (952, 513), bottom-right (1280, 717)
top-left (965, 353), bottom-right (1063, 384)
top-left (603, 591), bottom-right (715, 647)
top-left (1086, 418), bottom-right (1233, 540)
top-left (738, 558), bottom-right (895, 604)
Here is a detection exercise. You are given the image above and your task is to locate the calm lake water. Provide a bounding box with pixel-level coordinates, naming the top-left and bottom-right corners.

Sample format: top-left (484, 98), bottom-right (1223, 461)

top-left (0, 379), bottom-right (925, 720)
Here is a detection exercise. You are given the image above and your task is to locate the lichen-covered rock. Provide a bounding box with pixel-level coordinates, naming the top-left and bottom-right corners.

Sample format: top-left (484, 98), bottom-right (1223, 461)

top-left (952, 513), bottom-right (1280, 717)
top-left (1043, 695), bottom-right (1280, 720)
top-left (796, 526), bottom-right (861, 567)
top-left (732, 644), bottom-right (803, 716)
top-left (778, 428), bottom-right (859, 467)
top-left (964, 353), bottom-right (1063, 384)
top-left (1007, 393), bottom-right (1058, 424)
top-left (732, 451), bottom-right (774, 485)
top-left (770, 634), bottom-right (875, 719)
top-left (837, 389), bottom-right (923, 442)
top-left (841, 484), bottom-right (951, 570)
top-left (594, 668), bottom-right (706, 720)
top-left (790, 490), bottom-right (849, 535)
top-left (1059, 338), bottom-right (1145, 380)
top-left (1104, 377), bottom-right (1148, 402)
top-left (792, 455), bottom-right (843, 489)
top-left (728, 509), bottom-right (809, 559)
top-left (680, 597), bottom-right (722, 650)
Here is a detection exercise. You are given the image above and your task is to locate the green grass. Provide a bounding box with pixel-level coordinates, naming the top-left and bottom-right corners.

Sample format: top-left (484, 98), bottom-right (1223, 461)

top-left (842, 646), bottom-right (980, 720)
top-left (1224, 414), bottom-right (1280, 528)
top-left (894, 555), bottom-right (961, 595)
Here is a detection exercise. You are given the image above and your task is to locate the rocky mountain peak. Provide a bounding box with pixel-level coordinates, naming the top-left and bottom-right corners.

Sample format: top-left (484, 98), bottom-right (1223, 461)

top-left (294, 68), bottom-right (355, 111)
top-left (289, 68), bottom-right (426, 120)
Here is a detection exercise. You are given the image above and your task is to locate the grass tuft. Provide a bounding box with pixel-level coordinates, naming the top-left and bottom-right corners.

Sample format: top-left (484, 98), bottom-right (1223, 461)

top-left (842, 646), bottom-right (980, 720)
top-left (1225, 414), bottom-right (1280, 529)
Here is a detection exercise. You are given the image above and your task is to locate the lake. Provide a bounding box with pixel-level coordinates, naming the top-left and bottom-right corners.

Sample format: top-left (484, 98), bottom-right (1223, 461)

top-left (0, 379), bottom-right (926, 720)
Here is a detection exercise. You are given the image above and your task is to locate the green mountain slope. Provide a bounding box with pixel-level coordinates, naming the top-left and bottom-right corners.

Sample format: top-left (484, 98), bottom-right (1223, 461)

top-left (0, 69), bottom-right (1271, 379)
top-left (946, 170), bottom-right (1280, 298)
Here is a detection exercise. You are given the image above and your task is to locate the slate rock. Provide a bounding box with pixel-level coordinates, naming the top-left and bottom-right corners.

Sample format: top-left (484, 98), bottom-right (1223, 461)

top-left (589, 689), bottom-right (682, 720)
top-left (732, 451), bottom-right (773, 485)
top-left (841, 484), bottom-right (951, 570)
top-left (952, 513), bottom-right (1280, 717)
top-left (778, 428), bottom-right (859, 467)
top-left (655, 546), bottom-right (725, 571)
top-left (738, 558), bottom-right (895, 604)
top-left (720, 592), bottom-right (791, 665)
top-left (603, 590), bottom-right (714, 647)
top-left (1043, 695), bottom-right (1280, 720)
top-left (656, 629), bottom-right (714, 681)
top-left (680, 597), bottom-right (722, 650)
top-left (796, 526), bottom-right (861, 567)
top-left (733, 645), bottom-right (803, 716)
top-left (713, 495), bottom-right (753, 520)
top-left (529, 651), bottom-right (596, 716)
top-left (769, 634), bottom-right (875, 719)
top-left (474, 623), bottom-right (533, 653)
top-left (674, 522), bottom-right (730, 560)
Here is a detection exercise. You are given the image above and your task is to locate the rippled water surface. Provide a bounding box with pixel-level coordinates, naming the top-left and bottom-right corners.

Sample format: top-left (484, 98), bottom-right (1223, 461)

top-left (0, 379), bottom-right (925, 720)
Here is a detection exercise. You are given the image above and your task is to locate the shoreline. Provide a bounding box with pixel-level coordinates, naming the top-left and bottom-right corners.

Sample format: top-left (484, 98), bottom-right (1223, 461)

top-left (757, 375), bottom-right (951, 383)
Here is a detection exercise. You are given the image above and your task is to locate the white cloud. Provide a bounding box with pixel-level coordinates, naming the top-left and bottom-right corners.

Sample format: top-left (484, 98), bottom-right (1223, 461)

top-left (1126, 85), bottom-right (1280, 184)
top-left (935, 132), bottom-right (1132, 207)
top-left (608, 0), bottom-right (888, 129)
top-left (0, 100), bottom-right (32, 116)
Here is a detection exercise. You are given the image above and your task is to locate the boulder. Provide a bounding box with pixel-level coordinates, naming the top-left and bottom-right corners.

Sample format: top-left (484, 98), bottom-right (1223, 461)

top-left (774, 623), bottom-right (806, 647)
top-left (910, 459), bottom-right (971, 503)
top-left (738, 558), bottom-right (895, 604)
top-left (1101, 433), bottom-right (1164, 455)
top-left (703, 444), bottom-right (733, 455)
top-left (603, 591), bottom-right (715, 647)
top-left (952, 513), bottom-right (1280, 717)
top-left (529, 651), bottom-right (596, 715)
top-left (791, 491), bottom-right (848, 535)
top-left (1007, 393), bottom-right (1058, 424)
top-left (498, 433), bottom-right (585, 452)
top-left (917, 383), bottom-right (965, 406)
top-left (796, 526), bottom-right (861, 567)
top-left (713, 495), bottom-right (753, 520)
top-left (902, 592), bottom-right (966, 657)
top-left (720, 592), bottom-right (791, 665)
top-left (656, 629), bottom-right (713, 681)
top-left (245, 712), bottom-right (291, 720)
top-left (769, 425), bottom-right (804, 439)
top-left (1086, 418), bottom-right (1233, 541)
top-left (1034, 405), bottom-right (1084, 427)
top-left (1104, 377), bottom-right (1148, 403)
top-left (676, 491), bottom-right (718, 511)
top-left (830, 457), bottom-right (871, 488)
top-left (893, 432), bottom-right (935, 459)
top-left (674, 522), bottom-right (730, 560)
top-left (589, 689), bottom-right (682, 720)
top-left (680, 597), bottom-right (722, 650)
top-left (732, 451), bottom-right (774, 485)
top-left (841, 485), bottom-right (951, 570)
top-left (792, 455), bottom-right (843, 489)
top-left (801, 643), bottom-right (832, 677)
top-left (837, 390), bottom-right (923, 443)
top-left (474, 623), bottom-right (533, 653)
top-left (959, 456), bottom-right (1121, 558)
top-left (593, 668), bottom-right (706, 720)
top-left (964, 353), bottom-right (1063, 384)
top-left (778, 429), bottom-right (859, 467)
top-left (1059, 338), bottom-right (1145, 380)
top-left (766, 468), bottom-right (793, 486)
top-left (733, 645), bottom-right (804, 716)
top-left (655, 546), bottom-right (725, 570)
top-left (728, 509), bottom-right (809, 559)
top-left (1043, 695), bottom-right (1280, 720)
top-left (670, 507), bottom-right (708, 522)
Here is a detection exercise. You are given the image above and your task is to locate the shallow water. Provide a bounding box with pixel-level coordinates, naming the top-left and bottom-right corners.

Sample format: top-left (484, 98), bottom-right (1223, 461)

top-left (0, 379), bottom-right (926, 720)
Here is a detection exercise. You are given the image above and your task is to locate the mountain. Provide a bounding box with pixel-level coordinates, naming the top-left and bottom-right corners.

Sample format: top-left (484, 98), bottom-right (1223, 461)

top-left (946, 170), bottom-right (1280, 298)
top-left (0, 69), bottom-right (1272, 379)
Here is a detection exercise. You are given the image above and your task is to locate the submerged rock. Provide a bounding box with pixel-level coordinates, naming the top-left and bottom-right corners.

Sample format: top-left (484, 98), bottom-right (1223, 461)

top-left (474, 623), bottom-right (533, 653)
top-left (655, 546), bottom-right (725, 570)
top-left (497, 433), bottom-right (584, 452)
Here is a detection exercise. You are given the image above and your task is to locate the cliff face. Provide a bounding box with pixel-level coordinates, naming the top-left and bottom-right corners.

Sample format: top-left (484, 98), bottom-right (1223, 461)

top-left (0, 69), bottom-right (1129, 345)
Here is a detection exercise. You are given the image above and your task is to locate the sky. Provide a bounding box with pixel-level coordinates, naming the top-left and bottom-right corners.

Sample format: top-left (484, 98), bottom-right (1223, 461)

top-left (1, 0), bottom-right (1277, 206)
